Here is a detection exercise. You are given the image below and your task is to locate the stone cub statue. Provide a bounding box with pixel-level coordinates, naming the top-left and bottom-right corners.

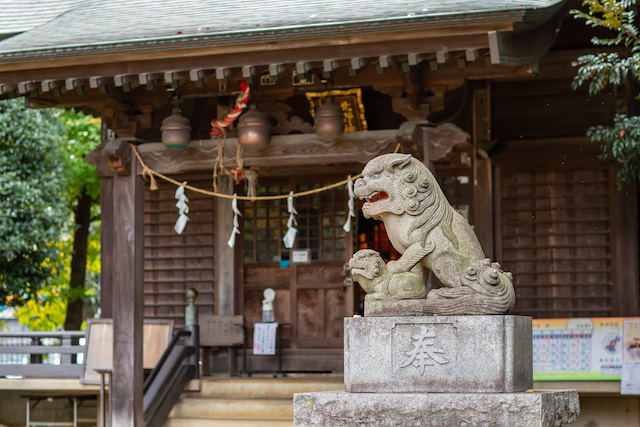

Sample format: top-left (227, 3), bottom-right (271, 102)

top-left (349, 249), bottom-right (427, 301)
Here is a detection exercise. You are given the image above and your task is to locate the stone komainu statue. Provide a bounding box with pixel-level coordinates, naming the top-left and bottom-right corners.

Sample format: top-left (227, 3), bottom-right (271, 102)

top-left (351, 153), bottom-right (515, 315)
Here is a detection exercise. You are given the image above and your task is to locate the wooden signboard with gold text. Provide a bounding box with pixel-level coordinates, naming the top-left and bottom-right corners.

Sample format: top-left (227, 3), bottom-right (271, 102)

top-left (306, 89), bottom-right (368, 132)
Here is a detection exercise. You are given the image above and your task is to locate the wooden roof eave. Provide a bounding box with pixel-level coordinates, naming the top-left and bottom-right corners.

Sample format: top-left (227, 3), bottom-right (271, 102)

top-left (0, 5), bottom-right (568, 90)
top-left (0, 24), bottom-right (514, 84)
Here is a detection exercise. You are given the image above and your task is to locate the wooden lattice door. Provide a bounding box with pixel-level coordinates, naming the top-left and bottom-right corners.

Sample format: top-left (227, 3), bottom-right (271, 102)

top-left (241, 177), bottom-right (354, 349)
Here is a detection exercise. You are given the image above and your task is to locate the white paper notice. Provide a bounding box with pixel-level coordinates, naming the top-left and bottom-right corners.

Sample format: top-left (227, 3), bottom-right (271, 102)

top-left (622, 319), bottom-right (640, 394)
top-left (253, 322), bottom-right (279, 356)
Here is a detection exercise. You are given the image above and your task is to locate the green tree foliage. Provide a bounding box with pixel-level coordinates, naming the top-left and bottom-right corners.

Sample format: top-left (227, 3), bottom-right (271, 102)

top-left (572, 0), bottom-right (640, 184)
top-left (61, 111), bottom-right (101, 206)
top-left (13, 110), bottom-right (102, 331)
top-left (0, 99), bottom-right (68, 307)
top-left (58, 110), bottom-right (101, 331)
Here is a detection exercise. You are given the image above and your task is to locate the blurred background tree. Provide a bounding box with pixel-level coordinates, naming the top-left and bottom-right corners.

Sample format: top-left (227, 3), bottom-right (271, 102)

top-left (0, 99), bottom-right (68, 310)
top-left (56, 109), bottom-right (101, 331)
top-left (0, 99), bottom-right (101, 331)
top-left (572, 0), bottom-right (640, 184)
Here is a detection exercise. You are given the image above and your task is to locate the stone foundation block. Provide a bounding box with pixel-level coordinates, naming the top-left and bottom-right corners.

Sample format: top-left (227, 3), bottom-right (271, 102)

top-left (344, 315), bottom-right (532, 393)
top-left (294, 389), bottom-right (580, 427)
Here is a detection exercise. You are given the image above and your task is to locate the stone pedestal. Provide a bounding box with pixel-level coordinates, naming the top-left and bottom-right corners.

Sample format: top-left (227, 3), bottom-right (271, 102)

top-left (293, 315), bottom-right (580, 426)
top-left (295, 389), bottom-right (580, 427)
top-left (345, 315), bottom-right (532, 393)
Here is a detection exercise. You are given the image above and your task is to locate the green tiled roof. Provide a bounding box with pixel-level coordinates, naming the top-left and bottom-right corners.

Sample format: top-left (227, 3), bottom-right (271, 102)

top-left (0, 0), bottom-right (566, 61)
top-left (0, 0), bottom-right (79, 37)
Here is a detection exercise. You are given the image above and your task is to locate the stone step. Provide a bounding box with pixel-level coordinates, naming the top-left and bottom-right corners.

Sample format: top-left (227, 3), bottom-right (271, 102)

top-left (165, 419), bottom-right (293, 427)
top-left (169, 397), bottom-right (293, 420)
top-left (199, 377), bottom-right (344, 399)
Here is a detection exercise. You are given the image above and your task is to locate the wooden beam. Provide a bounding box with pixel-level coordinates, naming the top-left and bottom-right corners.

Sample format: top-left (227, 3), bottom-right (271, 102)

top-left (349, 57), bottom-right (368, 75)
top-left (114, 74), bottom-right (139, 92)
top-left (138, 72), bottom-right (162, 90)
top-left (0, 83), bottom-right (16, 97)
top-left (322, 59), bottom-right (340, 78)
top-left (136, 130), bottom-right (398, 175)
top-left (164, 71), bottom-right (189, 88)
top-left (436, 51), bottom-right (449, 64)
top-left (41, 79), bottom-right (65, 94)
top-left (17, 81), bottom-right (38, 94)
top-left (296, 62), bottom-right (311, 75)
top-left (111, 146), bottom-right (145, 426)
top-left (65, 78), bottom-right (86, 95)
top-left (466, 49), bottom-right (480, 62)
top-left (241, 66), bottom-right (257, 84)
top-left (269, 63), bottom-right (285, 81)
top-left (215, 68), bottom-right (232, 85)
top-left (376, 55), bottom-right (394, 74)
top-left (88, 76), bottom-right (111, 94)
top-left (189, 69), bottom-right (214, 87)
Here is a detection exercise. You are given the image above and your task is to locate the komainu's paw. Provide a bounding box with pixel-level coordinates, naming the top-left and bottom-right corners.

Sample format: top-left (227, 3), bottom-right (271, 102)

top-left (365, 292), bottom-right (387, 301)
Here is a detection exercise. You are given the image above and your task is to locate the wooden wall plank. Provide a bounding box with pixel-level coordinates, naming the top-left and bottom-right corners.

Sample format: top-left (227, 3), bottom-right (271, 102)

top-left (497, 165), bottom-right (614, 318)
top-left (612, 180), bottom-right (639, 316)
top-left (143, 178), bottom-right (216, 327)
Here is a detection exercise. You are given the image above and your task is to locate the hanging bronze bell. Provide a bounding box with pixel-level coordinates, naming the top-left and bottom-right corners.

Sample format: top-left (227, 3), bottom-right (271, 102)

top-left (238, 106), bottom-right (271, 149)
top-left (161, 110), bottom-right (191, 150)
top-left (315, 98), bottom-right (344, 138)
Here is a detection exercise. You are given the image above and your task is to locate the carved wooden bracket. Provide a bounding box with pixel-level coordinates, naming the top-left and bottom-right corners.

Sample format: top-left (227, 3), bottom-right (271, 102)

top-left (85, 141), bottom-right (114, 178)
top-left (101, 138), bottom-right (136, 176)
top-left (397, 121), bottom-right (470, 164)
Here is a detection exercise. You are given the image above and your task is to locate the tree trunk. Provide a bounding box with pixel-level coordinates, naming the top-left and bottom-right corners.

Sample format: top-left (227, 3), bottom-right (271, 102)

top-left (64, 191), bottom-right (92, 331)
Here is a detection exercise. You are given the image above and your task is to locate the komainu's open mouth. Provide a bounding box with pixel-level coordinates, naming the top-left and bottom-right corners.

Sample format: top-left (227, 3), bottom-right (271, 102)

top-left (363, 191), bottom-right (388, 203)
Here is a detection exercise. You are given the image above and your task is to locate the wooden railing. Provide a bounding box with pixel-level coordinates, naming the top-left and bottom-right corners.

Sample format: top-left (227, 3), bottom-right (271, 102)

top-left (142, 289), bottom-right (200, 427)
top-left (0, 331), bottom-right (85, 378)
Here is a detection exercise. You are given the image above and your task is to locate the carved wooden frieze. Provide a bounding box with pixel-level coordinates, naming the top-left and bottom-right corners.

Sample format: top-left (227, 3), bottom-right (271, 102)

top-left (397, 121), bottom-right (470, 163)
top-left (428, 122), bottom-right (470, 162)
top-left (136, 130), bottom-right (398, 175)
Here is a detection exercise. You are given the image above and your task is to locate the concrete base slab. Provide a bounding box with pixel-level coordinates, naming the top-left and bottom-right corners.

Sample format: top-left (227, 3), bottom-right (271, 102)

top-left (294, 390), bottom-right (580, 427)
top-left (345, 315), bottom-right (532, 393)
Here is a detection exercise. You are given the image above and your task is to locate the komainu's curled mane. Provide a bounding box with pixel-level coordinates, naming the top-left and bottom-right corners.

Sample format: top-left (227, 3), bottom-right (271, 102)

top-left (352, 153), bottom-right (515, 315)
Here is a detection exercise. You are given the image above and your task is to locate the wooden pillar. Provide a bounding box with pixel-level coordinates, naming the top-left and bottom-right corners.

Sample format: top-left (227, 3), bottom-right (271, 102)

top-left (473, 159), bottom-right (494, 259)
top-left (214, 175), bottom-right (238, 374)
top-left (612, 181), bottom-right (639, 316)
top-left (215, 175), bottom-right (236, 316)
top-left (111, 147), bottom-right (145, 426)
top-left (472, 80), bottom-right (494, 258)
top-left (100, 177), bottom-right (113, 319)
